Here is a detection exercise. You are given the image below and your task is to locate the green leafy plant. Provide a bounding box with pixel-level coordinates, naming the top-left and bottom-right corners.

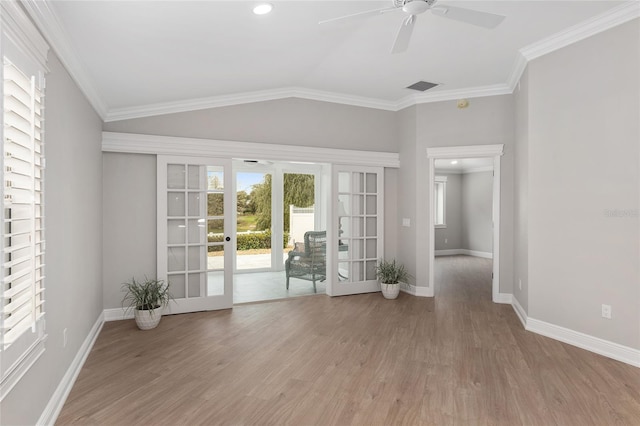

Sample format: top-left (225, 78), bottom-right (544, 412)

top-left (375, 259), bottom-right (409, 284)
top-left (122, 277), bottom-right (173, 316)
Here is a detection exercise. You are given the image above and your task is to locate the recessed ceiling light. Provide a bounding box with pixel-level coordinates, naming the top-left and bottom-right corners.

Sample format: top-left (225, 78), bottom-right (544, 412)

top-left (253, 3), bottom-right (273, 15)
top-left (451, 160), bottom-right (458, 165)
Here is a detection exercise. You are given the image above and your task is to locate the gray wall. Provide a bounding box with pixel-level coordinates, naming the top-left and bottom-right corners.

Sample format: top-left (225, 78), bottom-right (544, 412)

top-left (434, 171), bottom-right (493, 253)
top-left (102, 100), bottom-right (401, 308)
top-left (103, 98), bottom-right (398, 153)
top-left (514, 68), bottom-right (530, 312)
top-left (434, 173), bottom-right (462, 250)
top-left (461, 171), bottom-right (493, 253)
top-left (525, 19), bottom-right (640, 349)
top-left (1, 53), bottom-right (104, 424)
top-left (399, 95), bottom-right (515, 293)
top-left (396, 106), bottom-right (418, 285)
top-left (103, 153), bottom-right (157, 309)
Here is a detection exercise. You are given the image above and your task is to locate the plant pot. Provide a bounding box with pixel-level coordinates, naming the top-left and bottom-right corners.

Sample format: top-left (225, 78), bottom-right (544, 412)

top-left (134, 307), bottom-right (162, 330)
top-left (380, 282), bottom-right (400, 300)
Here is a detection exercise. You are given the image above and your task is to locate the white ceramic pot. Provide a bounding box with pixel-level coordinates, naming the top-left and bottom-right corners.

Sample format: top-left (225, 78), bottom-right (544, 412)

top-left (134, 307), bottom-right (162, 330)
top-left (380, 282), bottom-right (400, 300)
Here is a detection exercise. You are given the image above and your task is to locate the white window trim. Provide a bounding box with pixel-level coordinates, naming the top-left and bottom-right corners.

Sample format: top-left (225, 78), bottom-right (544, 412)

top-left (0, 0), bottom-right (49, 401)
top-left (434, 175), bottom-right (447, 229)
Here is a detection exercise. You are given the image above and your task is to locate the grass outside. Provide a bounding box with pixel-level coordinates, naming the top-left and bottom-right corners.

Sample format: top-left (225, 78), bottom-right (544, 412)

top-left (237, 214), bottom-right (258, 232)
top-left (207, 215), bottom-right (260, 234)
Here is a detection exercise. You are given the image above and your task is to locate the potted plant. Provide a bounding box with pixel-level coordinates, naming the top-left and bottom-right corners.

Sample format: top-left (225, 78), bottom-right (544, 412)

top-left (375, 259), bottom-right (409, 300)
top-left (122, 277), bottom-right (173, 330)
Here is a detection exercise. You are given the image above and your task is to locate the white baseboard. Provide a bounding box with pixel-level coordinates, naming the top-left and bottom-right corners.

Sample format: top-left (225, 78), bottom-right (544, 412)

top-left (435, 249), bottom-right (463, 256)
top-left (526, 318), bottom-right (640, 368)
top-left (511, 296), bottom-right (527, 328)
top-left (465, 249), bottom-right (493, 259)
top-left (494, 293), bottom-right (512, 304)
top-left (510, 300), bottom-right (640, 368)
top-left (400, 282), bottom-right (432, 297)
top-left (434, 249), bottom-right (493, 259)
top-left (103, 307), bottom-right (134, 322)
top-left (37, 313), bottom-right (104, 426)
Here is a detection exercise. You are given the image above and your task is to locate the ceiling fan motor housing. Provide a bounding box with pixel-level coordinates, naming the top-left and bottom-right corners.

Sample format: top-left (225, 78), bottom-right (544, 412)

top-left (393, 0), bottom-right (437, 8)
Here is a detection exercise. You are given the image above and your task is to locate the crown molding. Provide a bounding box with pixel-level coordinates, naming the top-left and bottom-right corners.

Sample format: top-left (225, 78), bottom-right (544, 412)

top-left (21, 0), bottom-right (108, 119)
top-left (520, 1), bottom-right (640, 62)
top-left (102, 131), bottom-right (400, 168)
top-left (104, 87), bottom-right (399, 122)
top-left (106, 83), bottom-right (515, 122)
top-left (21, 0), bottom-right (640, 122)
top-left (405, 83), bottom-right (513, 110)
top-left (506, 52), bottom-right (528, 92)
top-left (1, 0), bottom-right (49, 71)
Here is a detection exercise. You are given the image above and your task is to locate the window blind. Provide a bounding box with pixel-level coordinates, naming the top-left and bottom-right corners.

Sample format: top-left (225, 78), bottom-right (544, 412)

top-left (1, 58), bottom-right (45, 348)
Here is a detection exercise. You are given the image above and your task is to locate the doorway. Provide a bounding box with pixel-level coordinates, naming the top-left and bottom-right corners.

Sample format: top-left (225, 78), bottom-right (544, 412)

top-left (433, 157), bottom-right (494, 299)
top-left (232, 160), bottom-right (325, 303)
top-left (426, 145), bottom-right (504, 302)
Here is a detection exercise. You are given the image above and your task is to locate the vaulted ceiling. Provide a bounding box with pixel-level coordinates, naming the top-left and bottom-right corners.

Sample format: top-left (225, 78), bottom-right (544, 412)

top-left (23, 1), bottom-right (636, 121)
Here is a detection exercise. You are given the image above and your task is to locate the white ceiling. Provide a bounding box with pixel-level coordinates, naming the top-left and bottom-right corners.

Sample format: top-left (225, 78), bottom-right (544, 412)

top-left (27, 1), bottom-right (634, 120)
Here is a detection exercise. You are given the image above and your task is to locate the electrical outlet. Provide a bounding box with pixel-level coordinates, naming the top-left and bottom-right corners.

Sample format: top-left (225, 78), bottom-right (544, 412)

top-left (444, 238), bottom-right (448, 244)
top-left (402, 218), bottom-right (410, 227)
top-left (519, 279), bottom-right (522, 290)
top-left (63, 328), bottom-right (68, 347)
top-left (601, 304), bottom-right (612, 319)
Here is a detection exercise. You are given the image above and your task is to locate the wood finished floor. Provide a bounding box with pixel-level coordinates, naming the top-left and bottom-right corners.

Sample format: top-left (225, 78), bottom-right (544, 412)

top-left (57, 255), bottom-right (640, 425)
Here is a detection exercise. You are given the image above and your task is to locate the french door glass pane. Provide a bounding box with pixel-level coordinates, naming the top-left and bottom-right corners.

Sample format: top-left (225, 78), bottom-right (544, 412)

top-left (188, 272), bottom-right (205, 297)
top-left (366, 260), bottom-right (377, 280)
top-left (208, 270), bottom-right (224, 296)
top-left (207, 245), bottom-right (224, 269)
top-left (168, 192), bottom-right (185, 216)
top-left (208, 170), bottom-right (224, 190)
top-left (188, 193), bottom-right (203, 216)
top-left (188, 246), bottom-right (204, 270)
top-left (208, 193), bottom-right (224, 216)
top-left (167, 164), bottom-right (185, 189)
top-left (366, 239), bottom-right (377, 258)
top-left (188, 219), bottom-right (205, 243)
top-left (366, 195), bottom-right (377, 214)
top-left (188, 165), bottom-right (201, 189)
top-left (366, 173), bottom-right (377, 193)
top-left (168, 273), bottom-right (186, 299)
top-left (168, 219), bottom-right (185, 244)
top-left (168, 247), bottom-right (185, 272)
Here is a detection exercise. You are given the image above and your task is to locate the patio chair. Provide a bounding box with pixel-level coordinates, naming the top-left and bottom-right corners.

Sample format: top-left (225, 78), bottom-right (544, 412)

top-left (285, 230), bottom-right (326, 293)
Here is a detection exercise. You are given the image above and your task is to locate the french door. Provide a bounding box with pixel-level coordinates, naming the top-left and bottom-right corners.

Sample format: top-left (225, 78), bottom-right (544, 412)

top-left (157, 156), bottom-right (233, 313)
top-left (329, 165), bottom-right (384, 296)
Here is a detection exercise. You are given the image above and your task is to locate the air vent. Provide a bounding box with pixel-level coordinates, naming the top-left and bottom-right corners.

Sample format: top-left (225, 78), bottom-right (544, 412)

top-left (406, 81), bottom-right (439, 92)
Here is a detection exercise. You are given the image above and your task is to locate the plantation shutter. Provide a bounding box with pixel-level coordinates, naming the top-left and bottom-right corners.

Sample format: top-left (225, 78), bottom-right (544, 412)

top-left (1, 58), bottom-right (45, 348)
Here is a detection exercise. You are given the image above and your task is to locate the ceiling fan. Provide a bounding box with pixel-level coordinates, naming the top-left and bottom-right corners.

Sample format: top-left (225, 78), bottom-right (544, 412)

top-left (319, 0), bottom-right (506, 54)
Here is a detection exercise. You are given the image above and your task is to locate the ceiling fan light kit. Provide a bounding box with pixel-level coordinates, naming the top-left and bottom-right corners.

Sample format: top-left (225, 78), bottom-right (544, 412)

top-left (320, 0), bottom-right (506, 54)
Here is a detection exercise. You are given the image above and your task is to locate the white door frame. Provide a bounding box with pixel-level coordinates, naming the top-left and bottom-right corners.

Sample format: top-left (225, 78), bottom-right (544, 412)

top-left (426, 144), bottom-right (504, 302)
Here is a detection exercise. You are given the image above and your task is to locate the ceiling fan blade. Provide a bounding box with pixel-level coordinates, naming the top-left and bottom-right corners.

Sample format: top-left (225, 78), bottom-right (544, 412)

top-left (319, 6), bottom-right (397, 25)
top-left (431, 5), bottom-right (505, 29)
top-left (391, 15), bottom-right (416, 54)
